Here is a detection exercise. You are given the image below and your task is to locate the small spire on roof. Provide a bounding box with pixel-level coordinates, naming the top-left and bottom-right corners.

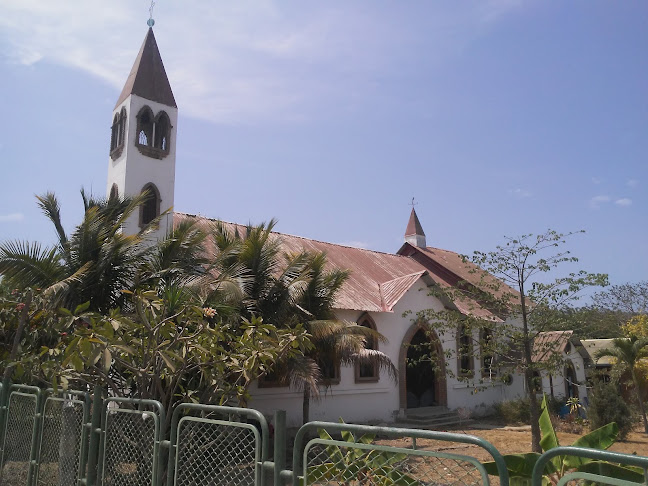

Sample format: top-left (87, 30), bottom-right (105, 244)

top-left (404, 203), bottom-right (426, 248)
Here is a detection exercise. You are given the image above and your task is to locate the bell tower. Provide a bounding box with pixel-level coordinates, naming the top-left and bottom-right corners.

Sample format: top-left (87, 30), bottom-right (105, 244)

top-left (106, 26), bottom-right (177, 239)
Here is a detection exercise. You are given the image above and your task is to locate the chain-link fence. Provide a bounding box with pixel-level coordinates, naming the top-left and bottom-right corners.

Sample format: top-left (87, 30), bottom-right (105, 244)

top-left (293, 422), bottom-right (508, 486)
top-left (99, 399), bottom-right (164, 486)
top-left (168, 403), bottom-right (268, 486)
top-left (0, 383), bottom-right (647, 486)
top-left (0, 387), bottom-right (41, 486)
top-left (35, 392), bottom-right (90, 486)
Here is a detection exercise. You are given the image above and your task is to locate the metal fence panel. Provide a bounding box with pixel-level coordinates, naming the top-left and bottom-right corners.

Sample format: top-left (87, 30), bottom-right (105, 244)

top-left (0, 388), bottom-right (41, 486)
top-left (174, 417), bottom-right (260, 486)
top-left (168, 403), bottom-right (269, 486)
top-left (532, 446), bottom-right (648, 486)
top-left (35, 393), bottom-right (89, 486)
top-left (294, 421), bottom-right (509, 486)
top-left (99, 400), bottom-right (163, 486)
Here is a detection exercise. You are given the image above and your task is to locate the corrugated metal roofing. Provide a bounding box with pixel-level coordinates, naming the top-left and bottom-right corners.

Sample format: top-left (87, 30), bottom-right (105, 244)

top-left (533, 330), bottom-right (573, 362)
top-left (581, 339), bottom-right (617, 366)
top-left (174, 212), bottom-right (501, 317)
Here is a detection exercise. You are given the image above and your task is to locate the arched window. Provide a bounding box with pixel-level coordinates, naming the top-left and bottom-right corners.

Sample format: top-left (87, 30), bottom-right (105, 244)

top-left (154, 111), bottom-right (170, 152)
top-left (480, 328), bottom-right (496, 377)
top-left (118, 107), bottom-right (127, 146)
top-left (136, 106), bottom-right (171, 159)
top-left (456, 323), bottom-right (474, 377)
top-left (136, 106), bottom-right (154, 148)
top-left (355, 314), bottom-right (379, 383)
top-left (139, 183), bottom-right (160, 228)
top-left (109, 184), bottom-right (119, 200)
top-left (110, 113), bottom-right (119, 151)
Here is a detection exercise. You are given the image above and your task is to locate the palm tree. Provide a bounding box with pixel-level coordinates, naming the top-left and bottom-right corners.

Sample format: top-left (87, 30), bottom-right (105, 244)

top-left (596, 337), bottom-right (648, 433)
top-left (0, 190), bottom-right (202, 314)
top-left (295, 320), bottom-right (398, 424)
top-left (0, 191), bottom-right (151, 312)
top-left (208, 219), bottom-right (398, 423)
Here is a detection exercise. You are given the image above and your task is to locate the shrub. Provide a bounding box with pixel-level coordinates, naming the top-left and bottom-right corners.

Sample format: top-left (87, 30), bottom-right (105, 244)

top-left (494, 397), bottom-right (530, 424)
top-left (588, 381), bottom-right (634, 440)
top-left (495, 396), bottom-right (563, 425)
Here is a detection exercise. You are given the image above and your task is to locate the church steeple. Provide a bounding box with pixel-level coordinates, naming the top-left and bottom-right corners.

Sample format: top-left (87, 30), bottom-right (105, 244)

top-left (106, 26), bottom-right (178, 240)
top-left (404, 208), bottom-right (426, 248)
top-left (115, 27), bottom-right (176, 109)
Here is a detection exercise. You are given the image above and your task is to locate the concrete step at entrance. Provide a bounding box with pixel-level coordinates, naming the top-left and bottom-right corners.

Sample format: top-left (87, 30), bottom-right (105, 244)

top-left (394, 407), bottom-right (474, 430)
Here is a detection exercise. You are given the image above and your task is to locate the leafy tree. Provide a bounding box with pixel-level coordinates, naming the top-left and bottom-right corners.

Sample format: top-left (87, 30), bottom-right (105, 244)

top-left (0, 191), bottom-right (152, 313)
top-left (588, 381), bottom-right (634, 440)
top-left (592, 281), bottom-right (648, 315)
top-left (595, 336), bottom-right (648, 434)
top-left (417, 230), bottom-right (607, 452)
top-left (622, 314), bottom-right (648, 339)
top-left (543, 305), bottom-right (624, 339)
top-left (37, 291), bottom-right (312, 432)
top-left (208, 220), bottom-right (397, 424)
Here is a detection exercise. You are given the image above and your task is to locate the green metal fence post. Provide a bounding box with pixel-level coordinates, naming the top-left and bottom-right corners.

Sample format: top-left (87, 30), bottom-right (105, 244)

top-left (0, 379), bottom-right (8, 467)
top-left (85, 385), bottom-right (103, 486)
top-left (26, 387), bottom-right (44, 486)
top-left (273, 410), bottom-right (287, 486)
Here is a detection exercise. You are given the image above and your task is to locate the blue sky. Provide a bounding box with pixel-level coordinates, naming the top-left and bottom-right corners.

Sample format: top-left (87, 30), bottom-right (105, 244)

top-left (0, 1), bottom-right (646, 294)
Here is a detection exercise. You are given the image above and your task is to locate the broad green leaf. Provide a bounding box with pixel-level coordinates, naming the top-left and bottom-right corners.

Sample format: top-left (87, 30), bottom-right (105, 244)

top-left (74, 301), bottom-right (90, 314)
top-left (483, 453), bottom-right (542, 478)
top-left (318, 429), bottom-right (344, 465)
top-left (539, 394), bottom-right (559, 452)
top-left (577, 461), bottom-right (645, 483)
top-left (564, 422), bottom-right (618, 468)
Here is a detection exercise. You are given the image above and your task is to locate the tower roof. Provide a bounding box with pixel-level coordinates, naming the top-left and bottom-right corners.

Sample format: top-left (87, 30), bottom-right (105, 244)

top-left (115, 28), bottom-right (177, 109)
top-left (405, 208), bottom-right (425, 237)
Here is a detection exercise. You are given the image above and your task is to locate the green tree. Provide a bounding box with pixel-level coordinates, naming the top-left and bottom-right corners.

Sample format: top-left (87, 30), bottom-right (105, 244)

top-left (0, 191), bottom-right (150, 313)
top-left (592, 281), bottom-right (648, 315)
top-left (595, 336), bottom-right (648, 434)
top-left (418, 230), bottom-right (607, 452)
top-left (209, 220), bottom-right (397, 424)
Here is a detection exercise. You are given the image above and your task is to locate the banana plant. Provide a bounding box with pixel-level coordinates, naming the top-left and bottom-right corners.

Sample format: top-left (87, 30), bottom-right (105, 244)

top-left (304, 419), bottom-right (420, 485)
top-left (483, 395), bottom-right (645, 485)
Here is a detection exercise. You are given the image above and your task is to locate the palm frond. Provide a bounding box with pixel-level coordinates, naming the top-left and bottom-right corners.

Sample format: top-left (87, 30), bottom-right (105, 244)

top-left (0, 240), bottom-right (65, 289)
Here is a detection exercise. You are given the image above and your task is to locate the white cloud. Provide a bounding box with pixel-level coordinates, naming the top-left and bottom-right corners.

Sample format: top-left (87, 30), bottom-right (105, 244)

top-left (591, 177), bottom-right (603, 184)
top-left (0, 212), bottom-right (24, 222)
top-left (508, 188), bottom-right (531, 198)
top-left (626, 179), bottom-right (639, 188)
top-left (615, 198), bottom-right (632, 207)
top-left (589, 195), bottom-right (610, 209)
top-left (0, 1), bottom-right (523, 124)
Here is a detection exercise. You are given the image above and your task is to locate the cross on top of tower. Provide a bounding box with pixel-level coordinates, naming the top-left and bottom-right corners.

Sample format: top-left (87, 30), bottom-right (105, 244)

top-left (147, 1), bottom-right (155, 27)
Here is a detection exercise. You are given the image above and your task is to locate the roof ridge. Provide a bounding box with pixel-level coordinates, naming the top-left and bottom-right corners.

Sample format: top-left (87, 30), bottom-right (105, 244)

top-left (175, 212), bottom-right (414, 259)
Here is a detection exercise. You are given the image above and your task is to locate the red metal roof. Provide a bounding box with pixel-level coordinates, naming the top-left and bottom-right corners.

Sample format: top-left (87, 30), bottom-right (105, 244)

top-left (174, 212), bottom-right (501, 318)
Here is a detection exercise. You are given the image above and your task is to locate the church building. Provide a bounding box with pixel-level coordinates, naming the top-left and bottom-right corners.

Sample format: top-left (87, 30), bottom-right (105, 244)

top-left (107, 27), bottom-right (530, 427)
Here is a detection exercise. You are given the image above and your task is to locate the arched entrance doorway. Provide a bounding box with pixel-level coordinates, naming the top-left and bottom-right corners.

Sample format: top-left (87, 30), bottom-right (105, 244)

top-left (399, 324), bottom-right (447, 409)
top-left (565, 361), bottom-right (578, 398)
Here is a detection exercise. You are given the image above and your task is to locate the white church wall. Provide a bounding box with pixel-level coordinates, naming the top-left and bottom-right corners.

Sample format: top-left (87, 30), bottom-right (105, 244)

top-left (249, 278), bottom-right (526, 426)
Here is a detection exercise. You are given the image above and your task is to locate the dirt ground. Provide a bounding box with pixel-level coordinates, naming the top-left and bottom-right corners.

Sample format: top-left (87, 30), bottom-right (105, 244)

top-left (377, 422), bottom-right (648, 463)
